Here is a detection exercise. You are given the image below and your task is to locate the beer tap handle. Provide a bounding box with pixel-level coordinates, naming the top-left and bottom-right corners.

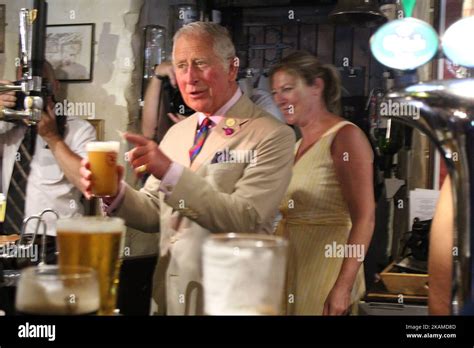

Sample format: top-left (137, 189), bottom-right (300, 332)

top-left (19, 215), bottom-right (42, 246)
top-left (19, 8), bottom-right (34, 80)
top-left (0, 97), bottom-right (43, 125)
top-left (0, 83), bottom-right (22, 94)
top-left (37, 219), bottom-right (47, 266)
top-left (37, 209), bottom-right (59, 265)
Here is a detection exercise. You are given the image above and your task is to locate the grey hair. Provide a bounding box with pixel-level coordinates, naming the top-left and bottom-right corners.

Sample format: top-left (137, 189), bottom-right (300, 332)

top-left (172, 21), bottom-right (236, 71)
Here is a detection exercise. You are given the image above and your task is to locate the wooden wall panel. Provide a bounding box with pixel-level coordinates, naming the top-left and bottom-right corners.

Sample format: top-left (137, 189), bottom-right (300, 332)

top-left (281, 23), bottom-right (298, 58)
top-left (299, 23), bottom-right (317, 53)
top-left (247, 25), bottom-right (265, 69)
top-left (317, 24), bottom-right (334, 64)
top-left (333, 26), bottom-right (354, 68)
top-left (353, 27), bottom-right (371, 95)
top-left (263, 26), bottom-right (282, 68)
top-left (220, 3), bottom-right (384, 97)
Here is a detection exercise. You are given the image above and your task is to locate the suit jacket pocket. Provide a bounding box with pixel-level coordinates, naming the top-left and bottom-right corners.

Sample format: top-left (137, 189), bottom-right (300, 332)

top-left (205, 162), bottom-right (246, 193)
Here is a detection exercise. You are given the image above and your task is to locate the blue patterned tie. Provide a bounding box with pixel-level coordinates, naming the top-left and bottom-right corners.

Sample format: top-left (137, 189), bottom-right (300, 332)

top-left (189, 117), bottom-right (213, 162)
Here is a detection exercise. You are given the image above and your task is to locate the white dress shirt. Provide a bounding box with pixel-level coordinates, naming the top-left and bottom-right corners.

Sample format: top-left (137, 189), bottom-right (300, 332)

top-left (0, 117), bottom-right (96, 235)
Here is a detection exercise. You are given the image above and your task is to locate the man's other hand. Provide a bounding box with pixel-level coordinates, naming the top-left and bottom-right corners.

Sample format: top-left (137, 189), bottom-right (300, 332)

top-left (124, 132), bottom-right (172, 180)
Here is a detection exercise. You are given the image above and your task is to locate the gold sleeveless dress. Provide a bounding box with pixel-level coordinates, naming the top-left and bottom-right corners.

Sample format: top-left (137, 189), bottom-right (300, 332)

top-left (277, 121), bottom-right (366, 315)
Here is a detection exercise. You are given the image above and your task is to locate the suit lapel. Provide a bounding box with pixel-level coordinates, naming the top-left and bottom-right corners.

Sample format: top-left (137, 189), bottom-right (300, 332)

top-left (169, 114), bottom-right (198, 168)
top-left (189, 95), bottom-right (257, 172)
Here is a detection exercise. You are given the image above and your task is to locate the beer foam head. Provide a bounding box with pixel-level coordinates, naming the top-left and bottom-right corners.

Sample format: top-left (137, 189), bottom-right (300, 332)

top-left (86, 141), bottom-right (120, 153)
top-left (56, 217), bottom-right (125, 233)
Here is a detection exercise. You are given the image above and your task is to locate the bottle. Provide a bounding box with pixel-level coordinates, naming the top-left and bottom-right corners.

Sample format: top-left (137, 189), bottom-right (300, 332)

top-left (0, 193), bottom-right (6, 223)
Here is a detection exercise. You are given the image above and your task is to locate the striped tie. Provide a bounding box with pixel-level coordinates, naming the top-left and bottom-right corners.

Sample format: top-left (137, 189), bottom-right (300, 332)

top-left (4, 126), bottom-right (36, 235)
top-left (189, 117), bottom-right (213, 163)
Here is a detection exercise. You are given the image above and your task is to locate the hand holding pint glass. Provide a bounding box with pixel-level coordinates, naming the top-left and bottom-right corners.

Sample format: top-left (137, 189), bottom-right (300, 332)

top-left (86, 141), bottom-right (120, 197)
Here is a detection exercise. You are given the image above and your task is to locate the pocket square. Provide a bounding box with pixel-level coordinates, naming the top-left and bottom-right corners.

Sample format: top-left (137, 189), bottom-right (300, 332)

top-left (211, 149), bottom-right (232, 164)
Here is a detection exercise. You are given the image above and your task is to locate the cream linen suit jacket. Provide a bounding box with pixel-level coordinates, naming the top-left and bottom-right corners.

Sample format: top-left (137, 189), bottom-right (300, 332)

top-left (113, 94), bottom-right (295, 315)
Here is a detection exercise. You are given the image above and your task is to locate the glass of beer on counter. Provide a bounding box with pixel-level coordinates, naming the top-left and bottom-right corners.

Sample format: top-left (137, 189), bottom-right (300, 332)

top-left (56, 217), bottom-right (125, 315)
top-left (86, 141), bottom-right (120, 197)
top-left (15, 265), bottom-right (100, 315)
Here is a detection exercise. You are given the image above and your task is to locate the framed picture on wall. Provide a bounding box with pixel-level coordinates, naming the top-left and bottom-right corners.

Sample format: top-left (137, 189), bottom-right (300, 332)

top-left (45, 23), bottom-right (95, 82)
top-left (0, 5), bottom-right (5, 53)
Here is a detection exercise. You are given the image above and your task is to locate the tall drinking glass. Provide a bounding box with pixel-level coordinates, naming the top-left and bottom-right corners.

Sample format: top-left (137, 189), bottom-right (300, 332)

top-left (56, 217), bottom-right (125, 315)
top-left (86, 141), bottom-right (120, 197)
top-left (202, 233), bottom-right (288, 315)
top-left (15, 265), bottom-right (100, 315)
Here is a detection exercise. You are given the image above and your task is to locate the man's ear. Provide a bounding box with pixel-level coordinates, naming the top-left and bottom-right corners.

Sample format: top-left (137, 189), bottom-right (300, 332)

top-left (228, 57), bottom-right (239, 81)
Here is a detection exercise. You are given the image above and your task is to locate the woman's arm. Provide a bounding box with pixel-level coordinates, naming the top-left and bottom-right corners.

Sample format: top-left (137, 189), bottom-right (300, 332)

top-left (324, 124), bottom-right (376, 315)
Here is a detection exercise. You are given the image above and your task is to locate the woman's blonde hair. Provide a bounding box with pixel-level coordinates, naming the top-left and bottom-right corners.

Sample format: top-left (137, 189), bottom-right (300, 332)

top-left (269, 51), bottom-right (342, 115)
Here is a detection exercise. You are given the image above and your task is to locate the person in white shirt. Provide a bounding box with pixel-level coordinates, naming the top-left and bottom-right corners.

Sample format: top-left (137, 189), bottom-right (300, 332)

top-left (0, 62), bottom-right (96, 246)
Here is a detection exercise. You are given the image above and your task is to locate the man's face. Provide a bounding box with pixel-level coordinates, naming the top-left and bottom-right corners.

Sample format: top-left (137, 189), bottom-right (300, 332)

top-left (173, 34), bottom-right (237, 115)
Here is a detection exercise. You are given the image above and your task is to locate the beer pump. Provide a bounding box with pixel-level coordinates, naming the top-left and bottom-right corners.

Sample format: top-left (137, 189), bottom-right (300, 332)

top-left (370, 0), bottom-right (474, 313)
top-left (0, 0), bottom-right (48, 125)
top-left (384, 80), bottom-right (474, 313)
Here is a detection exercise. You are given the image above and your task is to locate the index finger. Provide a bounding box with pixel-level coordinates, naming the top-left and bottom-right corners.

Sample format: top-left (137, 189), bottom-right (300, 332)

top-left (81, 157), bottom-right (91, 169)
top-left (123, 132), bottom-right (149, 147)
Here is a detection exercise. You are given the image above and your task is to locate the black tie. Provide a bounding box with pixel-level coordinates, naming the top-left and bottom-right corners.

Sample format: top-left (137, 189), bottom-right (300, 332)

top-left (3, 126), bottom-right (37, 235)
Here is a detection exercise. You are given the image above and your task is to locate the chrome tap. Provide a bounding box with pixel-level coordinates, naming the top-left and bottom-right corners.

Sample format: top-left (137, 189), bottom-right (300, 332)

top-left (18, 208), bottom-right (59, 267)
top-left (0, 95), bottom-right (43, 125)
top-left (0, 5), bottom-right (46, 125)
top-left (383, 78), bottom-right (474, 314)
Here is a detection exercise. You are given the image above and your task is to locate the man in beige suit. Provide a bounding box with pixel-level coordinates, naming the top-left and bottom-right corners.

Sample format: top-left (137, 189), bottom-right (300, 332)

top-left (80, 22), bottom-right (295, 315)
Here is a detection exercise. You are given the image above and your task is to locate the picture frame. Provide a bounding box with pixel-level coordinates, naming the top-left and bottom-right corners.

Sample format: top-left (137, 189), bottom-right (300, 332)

top-left (45, 23), bottom-right (95, 82)
top-left (86, 118), bottom-right (105, 141)
top-left (0, 5), bottom-right (5, 53)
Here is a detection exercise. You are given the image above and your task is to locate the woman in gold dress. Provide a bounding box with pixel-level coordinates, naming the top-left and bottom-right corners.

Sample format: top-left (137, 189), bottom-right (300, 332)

top-left (270, 51), bottom-right (375, 315)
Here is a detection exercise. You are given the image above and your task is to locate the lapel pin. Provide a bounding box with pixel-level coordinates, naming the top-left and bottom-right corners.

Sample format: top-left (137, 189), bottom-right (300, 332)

top-left (223, 118), bottom-right (236, 136)
top-left (225, 118), bottom-right (236, 127)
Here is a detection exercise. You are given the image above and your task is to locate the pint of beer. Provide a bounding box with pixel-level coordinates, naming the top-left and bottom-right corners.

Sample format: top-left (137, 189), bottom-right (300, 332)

top-left (16, 265), bottom-right (100, 315)
top-left (86, 141), bottom-right (120, 197)
top-left (56, 217), bottom-right (125, 315)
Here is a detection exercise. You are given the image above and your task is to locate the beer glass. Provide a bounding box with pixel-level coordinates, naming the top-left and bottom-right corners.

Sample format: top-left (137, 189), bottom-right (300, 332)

top-left (86, 141), bottom-right (120, 197)
top-left (202, 233), bottom-right (288, 315)
top-left (56, 217), bottom-right (125, 315)
top-left (15, 265), bottom-right (100, 315)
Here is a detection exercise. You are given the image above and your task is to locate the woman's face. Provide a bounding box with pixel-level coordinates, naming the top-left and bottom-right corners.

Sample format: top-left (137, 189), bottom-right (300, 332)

top-left (271, 70), bottom-right (318, 126)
